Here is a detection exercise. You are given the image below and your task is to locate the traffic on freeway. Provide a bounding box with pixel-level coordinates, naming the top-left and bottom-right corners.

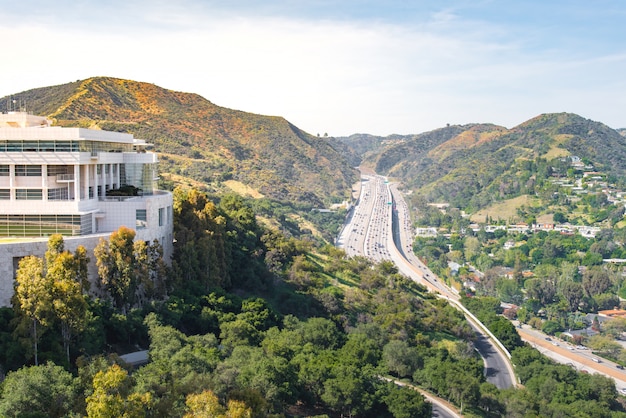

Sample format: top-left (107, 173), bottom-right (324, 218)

top-left (338, 174), bottom-right (626, 393)
top-left (337, 174), bottom-right (517, 390)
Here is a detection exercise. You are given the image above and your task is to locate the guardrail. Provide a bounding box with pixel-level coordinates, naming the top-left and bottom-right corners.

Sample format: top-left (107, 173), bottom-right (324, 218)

top-left (385, 182), bottom-right (518, 385)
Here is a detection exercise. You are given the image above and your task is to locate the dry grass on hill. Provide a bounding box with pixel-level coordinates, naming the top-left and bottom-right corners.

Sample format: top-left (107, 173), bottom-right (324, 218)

top-left (224, 180), bottom-right (265, 199)
top-left (470, 195), bottom-right (538, 223)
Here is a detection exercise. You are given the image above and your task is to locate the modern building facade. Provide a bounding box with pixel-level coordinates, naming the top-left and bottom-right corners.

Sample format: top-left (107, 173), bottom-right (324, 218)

top-left (0, 112), bottom-right (173, 306)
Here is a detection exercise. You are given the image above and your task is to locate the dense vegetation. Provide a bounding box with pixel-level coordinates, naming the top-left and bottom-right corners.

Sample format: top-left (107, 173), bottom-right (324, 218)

top-left (0, 189), bottom-right (504, 417)
top-left (2, 187), bottom-right (625, 416)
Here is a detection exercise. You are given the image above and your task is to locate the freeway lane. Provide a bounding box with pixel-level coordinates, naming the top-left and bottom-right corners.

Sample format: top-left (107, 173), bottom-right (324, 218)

top-left (338, 173), bottom-right (516, 389)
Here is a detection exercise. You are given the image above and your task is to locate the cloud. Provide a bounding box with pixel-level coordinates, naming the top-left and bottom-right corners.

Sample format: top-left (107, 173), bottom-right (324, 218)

top-left (0, 1), bottom-right (625, 135)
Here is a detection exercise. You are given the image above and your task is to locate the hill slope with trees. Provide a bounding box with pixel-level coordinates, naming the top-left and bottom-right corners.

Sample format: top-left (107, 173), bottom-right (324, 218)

top-left (338, 114), bottom-right (626, 213)
top-left (0, 77), bottom-right (357, 208)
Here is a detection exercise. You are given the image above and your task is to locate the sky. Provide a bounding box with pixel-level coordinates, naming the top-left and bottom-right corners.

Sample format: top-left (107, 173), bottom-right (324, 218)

top-left (1, 0), bottom-right (625, 136)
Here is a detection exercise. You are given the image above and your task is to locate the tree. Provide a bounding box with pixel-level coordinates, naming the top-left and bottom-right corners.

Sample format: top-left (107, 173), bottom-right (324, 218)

top-left (321, 363), bottom-right (371, 417)
top-left (48, 251), bottom-right (88, 364)
top-left (553, 211), bottom-right (567, 224)
top-left (95, 227), bottom-right (140, 313)
top-left (14, 255), bottom-right (51, 365)
top-left (14, 236), bottom-right (91, 365)
top-left (582, 268), bottom-right (613, 297)
top-left (0, 362), bottom-right (78, 418)
top-left (382, 340), bottom-right (421, 378)
top-left (587, 335), bottom-right (623, 358)
top-left (464, 236), bottom-right (481, 262)
top-left (184, 390), bottom-right (223, 417)
top-left (561, 281), bottom-right (584, 312)
top-left (385, 384), bottom-right (431, 418)
top-left (86, 364), bottom-right (151, 418)
top-left (447, 366), bottom-right (480, 413)
top-left (184, 390), bottom-right (252, 418)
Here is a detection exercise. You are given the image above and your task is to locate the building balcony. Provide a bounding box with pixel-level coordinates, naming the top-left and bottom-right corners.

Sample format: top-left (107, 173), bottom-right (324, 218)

top-left (56, 174), bottom-right (75, 182)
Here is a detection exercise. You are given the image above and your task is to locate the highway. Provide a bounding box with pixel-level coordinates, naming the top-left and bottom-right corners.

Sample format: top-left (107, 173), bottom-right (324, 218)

top-left (517, 324), bottom-right (626, 393)
top-left (337, 174), bottom-right (516, 390)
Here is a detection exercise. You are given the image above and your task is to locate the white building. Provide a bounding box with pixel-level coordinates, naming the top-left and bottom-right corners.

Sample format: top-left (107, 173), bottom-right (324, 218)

top-left (0, 112), bottom-right (173, 306)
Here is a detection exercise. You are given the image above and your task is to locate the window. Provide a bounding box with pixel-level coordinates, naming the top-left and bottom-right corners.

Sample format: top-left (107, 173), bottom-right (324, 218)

top-left (158, 207), bottom-right (165, 226)
top-left (0, 214), bottom-right (85, 237)
top-left (54, 141), bottom-right (72, 152)
top-left (0, 165), bottom-right (8, 176)
top-left (136, 209), bottom-right (147, 230)
top-left (47, 165), bottom-right (71, 176)
top-left (16, 189), bottom-right (43, 200)
top-left (15, 165), bottom-right (42, 176)
top-left (0, 189), bottom-right (9, 200)
top-left (22, 141), bottom-right (38, 151)
top-left (48, 188), bottom-right (69, 200)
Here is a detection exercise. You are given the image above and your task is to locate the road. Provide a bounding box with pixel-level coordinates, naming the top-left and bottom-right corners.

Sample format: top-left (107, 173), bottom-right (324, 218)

top-left (517, 324), bottom-right (626, 392)
top-left (337, 174), bottom-right (516, 390)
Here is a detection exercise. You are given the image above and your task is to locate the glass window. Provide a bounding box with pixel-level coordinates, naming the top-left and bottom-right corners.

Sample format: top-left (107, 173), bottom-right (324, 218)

top-left (0, 165), bottom-right (8, 176)
top-left (47, 165), bottom-right (71, 176)
top-left (16, 189), bottom-right (43, 200)
top-left (0, 189), bottom-right (9, 200)
top-left (48, 188), bottom-right (69, 200)
top-left (7, 142), bottom-right (22, 152)
top-left (15, 165), bottom-right (42, 176)
top-left (40, 141), bottom-right (55, 152)
top-left (136, 209), bottom-right (147, 230)
top-left (55, 142), bottom-right (72, 152)
top-left (158, 207), bottom-right (165, 226)
top-left (22, 141), bottom-right (38, 151)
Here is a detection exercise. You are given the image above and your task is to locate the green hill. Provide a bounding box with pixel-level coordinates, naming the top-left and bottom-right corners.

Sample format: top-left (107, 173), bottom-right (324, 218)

top-left (1, 77), bottom-right (357, 207)
top-left (345, 113), bottom-right (626, 213)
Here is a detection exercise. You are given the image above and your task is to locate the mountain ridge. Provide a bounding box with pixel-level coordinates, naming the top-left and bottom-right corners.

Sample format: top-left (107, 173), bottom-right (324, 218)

top-left (336, 112), bottom-right (626, 213)
top-left (0, 77), bottom-right (358, 207)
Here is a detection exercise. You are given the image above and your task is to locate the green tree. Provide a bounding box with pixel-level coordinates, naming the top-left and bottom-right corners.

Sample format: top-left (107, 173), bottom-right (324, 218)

top-left (14, 255), bottom-right (51, 365)
top-left (0, 362), bottom-right (78, 418)
top-left (95, 226), bottom-right (140, 313)
top-left (582, 268), bottom-right (613, 297)
top-left (463, 236), bottom-right (481, 262)
top-left (560, 281), bottom-right (584, 312)
top-left (48, 251), bottom-right (88, 364)
top-left (382, 340), bottom-right (421, 378)
top-left (385, 384), bottom-right (431, 418)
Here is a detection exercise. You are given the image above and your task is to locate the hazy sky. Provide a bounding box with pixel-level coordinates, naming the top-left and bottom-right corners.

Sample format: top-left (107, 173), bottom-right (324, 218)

top-left (1, 0), bottom-right (625, 136)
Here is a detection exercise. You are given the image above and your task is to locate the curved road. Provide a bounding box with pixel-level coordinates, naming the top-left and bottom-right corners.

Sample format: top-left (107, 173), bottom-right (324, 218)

top-left (338, 174), bottom-right (516, 390)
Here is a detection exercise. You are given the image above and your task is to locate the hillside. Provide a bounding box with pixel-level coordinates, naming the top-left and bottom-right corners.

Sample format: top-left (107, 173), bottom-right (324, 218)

top-left (0, 77), bottom-right (357, 207)
top-left (351, 113), bottom-right (626, 213)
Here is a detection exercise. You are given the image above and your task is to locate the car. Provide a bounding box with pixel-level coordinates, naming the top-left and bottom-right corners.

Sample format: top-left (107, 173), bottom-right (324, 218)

top-left (621, 388), bottom-right (626, 395)
top-left (592, 358), bottom-right (601, 363)
top-left (617, 365), bottom-right (624, 370)
top-left (545, 337), bottom-right (552, 341)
